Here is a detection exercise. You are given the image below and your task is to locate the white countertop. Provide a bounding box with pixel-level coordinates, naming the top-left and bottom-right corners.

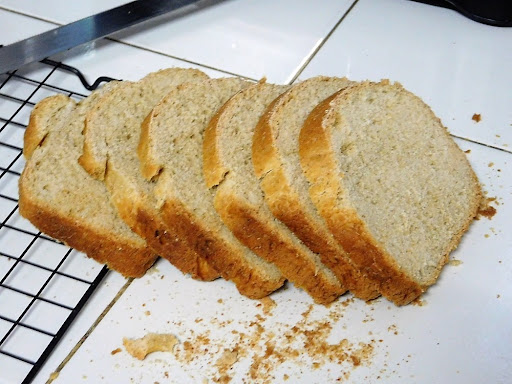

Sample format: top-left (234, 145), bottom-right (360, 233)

top-left (0, 1), bottom-right (511, 383)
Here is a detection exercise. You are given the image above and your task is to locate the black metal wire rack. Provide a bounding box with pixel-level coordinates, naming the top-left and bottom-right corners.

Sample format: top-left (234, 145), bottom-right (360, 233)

top-left (0, 59), bottom-right (114, 384)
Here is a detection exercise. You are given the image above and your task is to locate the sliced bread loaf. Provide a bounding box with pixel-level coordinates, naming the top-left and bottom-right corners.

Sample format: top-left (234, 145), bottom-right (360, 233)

top-left (138, 78), bottom-right (285, 299)
top-left (79, 68), bottom-right (219, 281)
top-left (204, 81), bottom-right (344, 305)
top-left (299, 80), bottom-right (482, 305)
top-left (19, 88), bottom-right (157, 277)
top-left (252, 76), bottom-right (380, 301)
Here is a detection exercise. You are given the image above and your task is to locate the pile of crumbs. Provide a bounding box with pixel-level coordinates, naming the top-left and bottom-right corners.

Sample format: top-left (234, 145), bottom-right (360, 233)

top-left (122, 298), bottom-right (376, 383)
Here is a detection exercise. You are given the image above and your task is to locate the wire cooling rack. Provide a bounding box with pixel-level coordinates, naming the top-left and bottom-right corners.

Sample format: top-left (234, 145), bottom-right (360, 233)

top-left (0, 59), bottom-right (115, 384)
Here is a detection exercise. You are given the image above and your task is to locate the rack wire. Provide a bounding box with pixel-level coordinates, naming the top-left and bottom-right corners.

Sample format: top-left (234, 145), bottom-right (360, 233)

top-left (0, 59), bottom-right (115, 384)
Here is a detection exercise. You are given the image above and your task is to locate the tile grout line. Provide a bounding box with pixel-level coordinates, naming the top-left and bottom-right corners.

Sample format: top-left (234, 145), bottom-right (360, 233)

top-left (450, 134), bottom-right (512, 155)
top-left (102, 37), bottom-right (258, 81)
top-left (0, 5), bottom-right (255, 82)
top-left (44, 277), bottom-right (134, 384)
top-left (287, 0), bottom-right (360, 85)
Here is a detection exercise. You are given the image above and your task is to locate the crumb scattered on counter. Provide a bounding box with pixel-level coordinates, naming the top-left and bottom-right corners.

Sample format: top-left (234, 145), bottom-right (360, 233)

top-left (123, 299), bottom-right (377, 382)
top-left (111, 348), bottom-right (122, 355)
top-left (123, 333), bottom-right (179, 360)
top-left (478, 196), bottom-right (498, 220)
top-left (472, 113), bottom-right (481, 122)
top-left (449, 259), bottom-right (463, 266)
top-left (258, 297), bottom-right (276, 315)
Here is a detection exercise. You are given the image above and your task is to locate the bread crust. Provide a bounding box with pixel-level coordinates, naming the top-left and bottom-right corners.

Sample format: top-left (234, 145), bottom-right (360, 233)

top-left (300, 90), bottom-right (426, 305)
top-left (104, 165), bottom-right (219, 281)
top-left (138, 111), bottom-right (161, 181)
top-left (18, 172), bottom-right (156, 278)
top-left (80, 71), bottom-right (219, 281)
top-left (203, 100), bottom-right (231, 188)
top-left (23, 95), bottom-right (74, 160)
top-left (159, 197), bottom-right (285, 299)
top-left (213, 185), bottom-right (342, 305)
top-left (252, 87), bottom-right (380, 301)
top-left (79, 121), bottom-right (107, 180)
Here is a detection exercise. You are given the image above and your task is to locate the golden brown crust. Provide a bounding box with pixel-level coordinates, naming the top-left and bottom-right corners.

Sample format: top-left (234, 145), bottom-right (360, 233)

top-left (159, 197), bottom-right (285, 299)
top-left (23, 95), bottom-right (74, 160)
top-left (18, 173), bottom-right (157, 278)
top-left (251, 95), bottom-right (283, 178)
top-left (203, 100), bottom-right (231, 188)
top-left (78, 117), bottom-right (106, 180)
top-left (259, 166), bottom-right (380, 301)
top-left (135, 206), bottom-right (219, 281)
top-left (253, 91), bottom-right (380, 301)
top-left (138, 111), bottom-right (160, 181)
top-left (101, 162), bottom-right (219, 281)
top-left (299, 92), bottom-right (423, 305)
top-left (213, 186), bottom-right (342, 305)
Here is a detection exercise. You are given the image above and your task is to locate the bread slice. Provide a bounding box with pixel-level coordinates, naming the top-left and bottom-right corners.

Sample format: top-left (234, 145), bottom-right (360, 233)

top-left (299, 80), bottom-right (482, 305)
top-left (252, 76), bottom-right (380, 301)
top-left (19, 88), bottom-right (157, 278)
top-left (204, 81), bottom-right (344, 305)
top-left (79, 68), bottom-right (219, 281)
top-left (138, 78), bottom-right (285, 299)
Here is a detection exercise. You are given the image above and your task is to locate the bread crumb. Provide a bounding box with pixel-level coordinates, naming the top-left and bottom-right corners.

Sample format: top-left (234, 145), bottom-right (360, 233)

top-left (478, 197), bottom-right (497, 220)
top-left (488, 162), bottom-right (494, 167)
top-left (448, 259), bottom-right (463, 266)
top-left (472, 113), bottom-right (481, 122)
top-left (215, 348), bottom-right (239, 375)
top-left (111, 348), bottom-right (122, 355)
top-left (145, 311), bottom-right (151, 316)
top-left (258, 297), bottom-right (276, 315)
top-left (123, 333), bottom-right (179, 360)
top-left (217, 299), bottom-right (223, 304)
top-left (464, 149), bottom-right (471, 154)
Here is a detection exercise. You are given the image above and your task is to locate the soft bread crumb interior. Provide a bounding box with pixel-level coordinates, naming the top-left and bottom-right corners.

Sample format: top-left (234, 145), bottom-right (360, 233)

top-left (330, 84), bottom-right (480, 285)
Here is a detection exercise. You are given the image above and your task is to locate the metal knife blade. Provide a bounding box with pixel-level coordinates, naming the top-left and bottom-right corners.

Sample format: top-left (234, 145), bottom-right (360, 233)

top-left (0, 0), bottom-right (219, 74)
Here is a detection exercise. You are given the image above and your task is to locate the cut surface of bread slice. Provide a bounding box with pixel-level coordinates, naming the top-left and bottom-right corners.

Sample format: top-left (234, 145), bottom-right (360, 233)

top-left (19, 89), bottom-right (157, 278)
top-left (299, 80), bottom-right (482, 305)
top-left (138, 78), bottom-right (285, 299)
top-left (204, 81), bottom-right (343, 305)
top-left (252, 76), bottom-right (380, 301)
top-left (80, 68), bottom-right (219, 281)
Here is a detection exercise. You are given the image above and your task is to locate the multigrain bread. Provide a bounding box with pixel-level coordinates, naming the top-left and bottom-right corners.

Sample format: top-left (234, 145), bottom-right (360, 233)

top-left (252, 76), bottom-right (380, 301)
top-left (204, 81), bottom-right (343, 305)
top-left (19, 88), bottom-right (157, 277)
top-left (299, 80), bottom-right (482, 305)
top-left (138, 78), bottom-right (285, 299)
top-left (79, 68), bottom-right (219, 281)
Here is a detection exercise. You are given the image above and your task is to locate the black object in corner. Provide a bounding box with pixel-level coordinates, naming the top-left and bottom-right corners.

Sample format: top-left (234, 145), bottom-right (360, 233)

top-left (411, 0), bottom-right (512, 27)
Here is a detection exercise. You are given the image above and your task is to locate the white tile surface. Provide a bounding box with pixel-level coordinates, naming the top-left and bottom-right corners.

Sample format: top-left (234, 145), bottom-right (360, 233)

top-left (0, 0), bottom-right (127, 24)
top-left (300, 0), bottom-right (512, 151)
top-left (0, 10), bottom-right (54, 45)
top-left (51, 135), bottom-right (512, 383)
top-left (1, 0), bottom-right (357, 83)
